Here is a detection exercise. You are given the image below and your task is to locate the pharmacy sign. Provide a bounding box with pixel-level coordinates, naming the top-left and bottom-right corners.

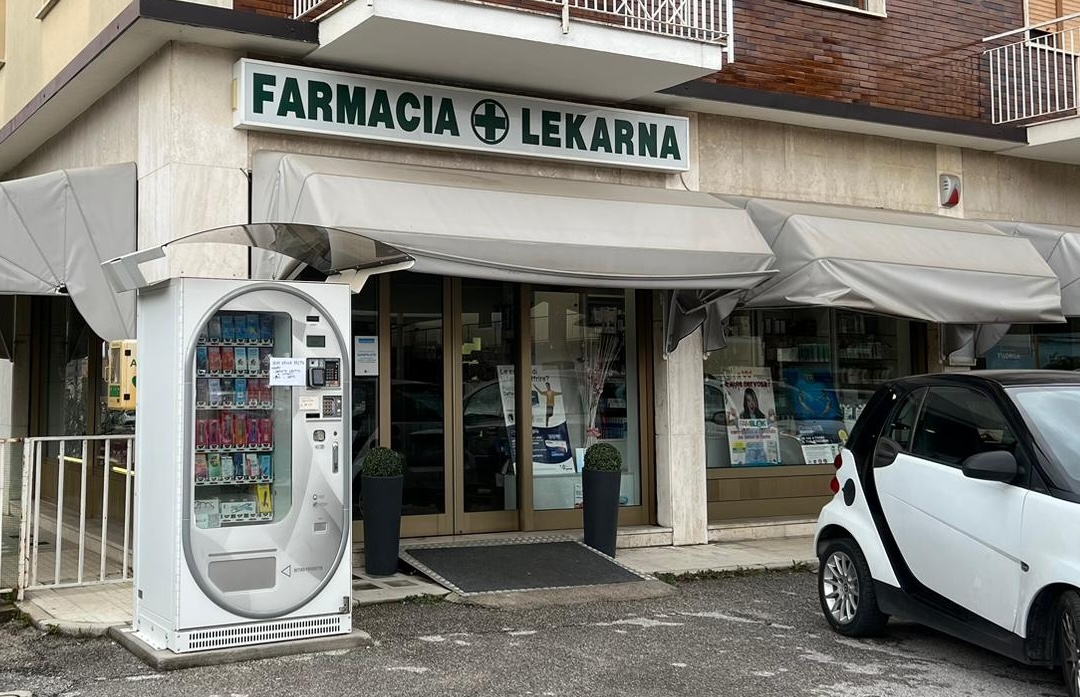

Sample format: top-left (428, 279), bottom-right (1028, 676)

top-left (233, 59), bottom-right (690, 172)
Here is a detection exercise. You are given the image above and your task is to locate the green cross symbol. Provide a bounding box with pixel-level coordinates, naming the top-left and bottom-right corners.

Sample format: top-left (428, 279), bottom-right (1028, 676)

top-left (471, 99), bottom-right (509, 145)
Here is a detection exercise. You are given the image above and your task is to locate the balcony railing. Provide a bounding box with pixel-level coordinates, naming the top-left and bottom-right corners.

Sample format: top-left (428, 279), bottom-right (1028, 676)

top-left (984, 14), bottom-right (1080, 125)
top-left (296, 0), bottom-right (732, 54)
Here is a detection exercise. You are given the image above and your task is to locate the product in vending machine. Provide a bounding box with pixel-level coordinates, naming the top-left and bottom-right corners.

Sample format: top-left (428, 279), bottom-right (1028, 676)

top-left (219, 451), bottom-right (234, 478)
top-left (259, 347), bottom-right (272, 374)
top-left (221, 412), bottom-right (234, 447)
top-left (247, 347), bottom-right (260, 376)
top-left (208, 378), bottom-right (222, 406)
top-left (259, 454), bottom-right (272, 480)
top-left (247, 417), bottom-right (260, 447)
top-left (197, 322), bottom-right (208, 345)
top-left (247, 314), bottom-right (261, 343)
top-left (221, 314), bottom-right (235, 343)
top-left (260, 314), bottom-right (273, 343)
top-left (221, 345), bottom-right (235, 373)
top-left (258, 418), bottom-right (272, 446)
top-left (194, 453), bottom-right (208, 481)
top-left (245, 452), bottom-right (260, 478)
top-left (221, 378), bottom-right (234, 406)
top-left (234, 453), bottom-right (246, 480)
top-left (195, 419), bottom-right (208, 448)
top-left (235, 378), bottom-right (248, 407)
top-left (194, 497), bottom-right (221, 529)
top-left (254, 379), bottom-right (267, 406)
top-left (256, 484), bottom-right (273, 516)
top-left (234, 347), bottom-right (247, 374)
top-left (195, 380), bottom-right (208, 407)
top-left (207, 316), bottom-right (222, 343)
top-left (234, 413), bottom-right (247, 446)
top-left (196, 346), bottom-right (208, 375)
top-left (207, 452), bottom-right (222, 480)
top-left (207, 418), bottom-right (221, 448)
top-left (207, 346), bottom-right (222, 373)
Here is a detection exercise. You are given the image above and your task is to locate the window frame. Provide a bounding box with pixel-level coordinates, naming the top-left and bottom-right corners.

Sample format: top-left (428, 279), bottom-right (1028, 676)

top-left (788, 0), bottom-right (886, 18)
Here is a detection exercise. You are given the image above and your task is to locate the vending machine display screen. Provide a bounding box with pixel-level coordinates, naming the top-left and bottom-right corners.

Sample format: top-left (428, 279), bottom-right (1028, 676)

top-left (193, 310), bottom-right (288, 529)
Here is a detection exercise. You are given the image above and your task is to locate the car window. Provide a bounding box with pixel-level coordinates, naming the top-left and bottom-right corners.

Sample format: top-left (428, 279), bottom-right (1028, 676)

top-left (704, 385), bottom-right (726, 421)
top-left (910, 386), bottom-right (1016, 468)
top-left (464, 384), bottom-right (502, 419)
top-left (882, 387), bottom-right (924, 451)
top-left (394, 384), bottom-right (444, 421)
top-left (1008, 386), bottom-right (1080, 491)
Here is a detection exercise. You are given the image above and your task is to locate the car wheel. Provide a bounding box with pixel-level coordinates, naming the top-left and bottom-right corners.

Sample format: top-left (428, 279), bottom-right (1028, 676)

top-left (818, 537), bottom-right (888, 637)
top-left (1057, 590), bottom-right (1080, 697)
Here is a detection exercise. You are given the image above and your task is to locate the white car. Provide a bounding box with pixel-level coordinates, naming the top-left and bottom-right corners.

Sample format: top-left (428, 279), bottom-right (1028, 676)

top-left (815, 370), bottom-right (1080, 696)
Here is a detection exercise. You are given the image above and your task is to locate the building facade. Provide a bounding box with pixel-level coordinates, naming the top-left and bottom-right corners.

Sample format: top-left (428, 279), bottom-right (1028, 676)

top-left (2, 0), bottom-right (1079, 549)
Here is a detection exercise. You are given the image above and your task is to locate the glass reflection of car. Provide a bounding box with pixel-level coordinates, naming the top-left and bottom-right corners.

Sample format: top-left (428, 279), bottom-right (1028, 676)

top-left (352, 376), bottom-right (627, 512)
top-left (351, 380), bottom-right (444, 513)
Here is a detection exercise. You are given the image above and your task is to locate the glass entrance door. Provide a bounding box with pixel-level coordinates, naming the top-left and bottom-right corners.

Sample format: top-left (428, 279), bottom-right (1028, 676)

top-left (454, 280), bottom-right (519, 534)
top-left (355, 276), bottom-right (650, 539)
top-left (385, 276), bottom-right (521, 537)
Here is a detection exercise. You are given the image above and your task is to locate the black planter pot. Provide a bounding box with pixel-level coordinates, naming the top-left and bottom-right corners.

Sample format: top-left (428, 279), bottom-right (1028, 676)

top-left (582, 468), bottom-right (621, 557)
top-left (361, 474), bottom-right (403, 576)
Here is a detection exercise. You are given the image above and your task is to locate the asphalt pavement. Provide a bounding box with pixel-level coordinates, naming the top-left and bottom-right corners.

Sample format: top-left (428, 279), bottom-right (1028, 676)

top-left (0, 570), bottom-right (1065, 697)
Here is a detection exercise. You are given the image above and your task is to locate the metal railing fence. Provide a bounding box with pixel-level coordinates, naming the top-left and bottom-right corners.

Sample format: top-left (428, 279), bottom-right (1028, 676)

top-left (294, 0), bottom-right (732, 57)
top-left (16, 435), bottom-right (134, 598)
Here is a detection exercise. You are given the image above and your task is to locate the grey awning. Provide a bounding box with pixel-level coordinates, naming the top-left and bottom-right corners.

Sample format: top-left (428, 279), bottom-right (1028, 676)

top-left (0, 164), bottom-right (136, 340)
top-left (729, 197), bottom-right (1064, 324)
top-left (251, 152), bottom-right (777, 291)
top-left (988, 221), bottom-right (1080, 317)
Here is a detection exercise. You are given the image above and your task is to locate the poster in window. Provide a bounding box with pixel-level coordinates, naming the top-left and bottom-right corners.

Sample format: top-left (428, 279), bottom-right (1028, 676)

top-left (497, 364), bottom-right (576, 475)
top-left (721, 368), bottom-right (780, 467)
top-left (783, 367), bottom-right (845, 464)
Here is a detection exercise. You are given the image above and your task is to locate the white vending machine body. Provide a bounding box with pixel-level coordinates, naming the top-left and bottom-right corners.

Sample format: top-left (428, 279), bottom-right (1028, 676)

top-left (133, 278), bottom-right (353, 652)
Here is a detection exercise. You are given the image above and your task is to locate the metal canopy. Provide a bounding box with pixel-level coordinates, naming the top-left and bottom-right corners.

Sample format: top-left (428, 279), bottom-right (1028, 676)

top-left (0, 163), bottom-right (136, 340)
top-left (101, 223), bottom-right (415, 293)
top-left (730, 197), bottom-right (1064, 324)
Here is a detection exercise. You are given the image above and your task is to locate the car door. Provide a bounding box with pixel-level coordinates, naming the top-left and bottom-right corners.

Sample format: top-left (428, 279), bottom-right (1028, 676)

top-left (874, 385), bottom-right (1028, 631)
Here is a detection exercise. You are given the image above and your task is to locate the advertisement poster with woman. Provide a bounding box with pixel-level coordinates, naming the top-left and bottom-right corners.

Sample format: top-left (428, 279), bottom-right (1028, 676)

top-left (721, 369), bottom-right (780, 466)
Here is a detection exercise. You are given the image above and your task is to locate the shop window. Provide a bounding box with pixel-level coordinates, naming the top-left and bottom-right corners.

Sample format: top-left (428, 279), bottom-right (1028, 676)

top-left (705, 308), bottom-right (912, 469)
top-left (983, 320), bottom-right (1080, 370)
top-left (530, 289), bottom-right (640, 510)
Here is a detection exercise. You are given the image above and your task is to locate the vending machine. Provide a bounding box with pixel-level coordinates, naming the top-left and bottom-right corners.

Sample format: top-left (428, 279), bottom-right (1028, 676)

top-left (133, 277), bottom-right (353, 652)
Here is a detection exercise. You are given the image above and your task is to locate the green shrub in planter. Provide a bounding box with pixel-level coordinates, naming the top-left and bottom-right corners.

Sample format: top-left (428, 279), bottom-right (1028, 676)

top-left (363, 446), bottom-right (403, 478)
top-left (583, 442), bottom-right (622, 557)
top-left (362, 446), bottom-right (404, 576)
top-left (584, 442), bottom-right (623, 472)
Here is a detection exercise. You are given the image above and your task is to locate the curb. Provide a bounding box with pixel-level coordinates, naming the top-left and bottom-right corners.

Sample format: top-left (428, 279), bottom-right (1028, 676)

top-left (16, 599), bottom-right (124, 637)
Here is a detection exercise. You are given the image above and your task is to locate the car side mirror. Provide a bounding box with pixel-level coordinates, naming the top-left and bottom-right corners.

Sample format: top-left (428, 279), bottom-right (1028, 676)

top-left (873, 436), bottom-right (902, 468)
top-left (962, 451), bottom-right (1017, 483)
top-left (711, 411), bottom-right (727, 426)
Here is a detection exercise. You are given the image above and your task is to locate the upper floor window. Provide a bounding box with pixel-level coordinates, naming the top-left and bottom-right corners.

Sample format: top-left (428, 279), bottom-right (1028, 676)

top-left (791, 0), bottom-right (886, 17)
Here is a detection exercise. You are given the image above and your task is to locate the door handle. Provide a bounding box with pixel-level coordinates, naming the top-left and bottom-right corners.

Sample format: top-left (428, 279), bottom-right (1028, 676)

top-left (332, 441), bottom-right (339, 474)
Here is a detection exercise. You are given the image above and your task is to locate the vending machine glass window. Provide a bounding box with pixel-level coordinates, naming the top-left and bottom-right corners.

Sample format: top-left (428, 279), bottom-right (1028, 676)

top-left (193, 311), bottom-right (292, 528)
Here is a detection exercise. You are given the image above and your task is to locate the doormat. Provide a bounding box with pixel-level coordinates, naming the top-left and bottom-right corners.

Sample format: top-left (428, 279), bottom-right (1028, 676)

top-left (400, 536), bottom-right (651, 596)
